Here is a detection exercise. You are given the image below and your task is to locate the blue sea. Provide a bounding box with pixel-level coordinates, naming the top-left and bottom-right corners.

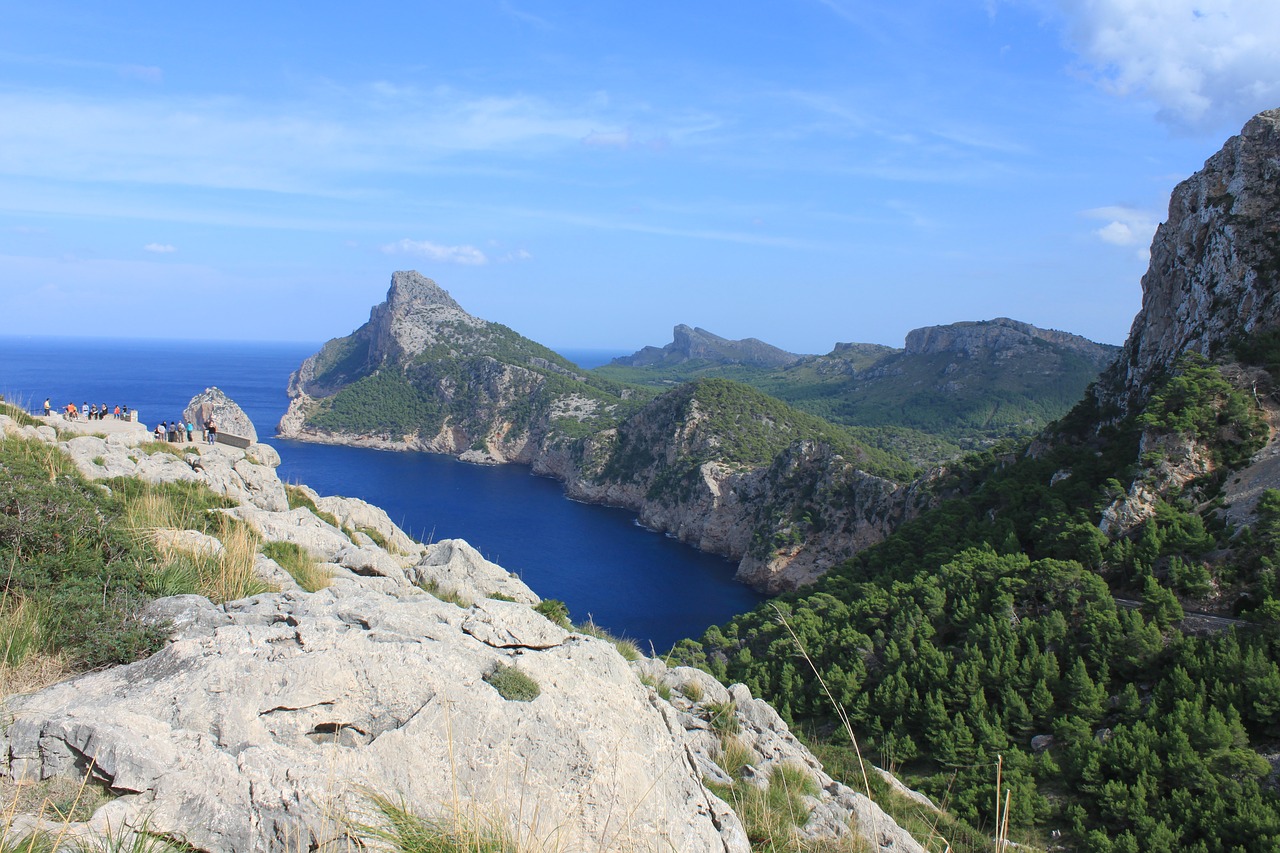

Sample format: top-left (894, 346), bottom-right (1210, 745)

top-left (0, 337), bottom-right (761, 651)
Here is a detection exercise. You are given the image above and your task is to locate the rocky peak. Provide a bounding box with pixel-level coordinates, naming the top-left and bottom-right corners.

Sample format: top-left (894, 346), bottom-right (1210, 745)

top-left (368, 270), bottom-right (485, 364)
top-left (905, 317), bottom-right (1114, 364)
top-left (1099, 108), bottom-right (1280, 415)
top-left (613, 324), bottom-right (803, 368)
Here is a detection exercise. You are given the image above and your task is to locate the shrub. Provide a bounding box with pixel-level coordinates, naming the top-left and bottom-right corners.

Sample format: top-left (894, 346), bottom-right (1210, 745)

top-left (706, 701), bottom-right (741, 737)
top-left (484, 663), bottom-right (540, 702)
top-left (533, 598), bottom-right (570, 628)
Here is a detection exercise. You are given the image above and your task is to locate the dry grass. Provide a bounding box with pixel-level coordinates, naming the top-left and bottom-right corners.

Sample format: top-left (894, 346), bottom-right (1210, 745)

top-left (122, 482), bottom-right (271, 603)
top-left (0, 596), bottom-right (67, 698)
top-left (144, 517), bottom-right (272, 604)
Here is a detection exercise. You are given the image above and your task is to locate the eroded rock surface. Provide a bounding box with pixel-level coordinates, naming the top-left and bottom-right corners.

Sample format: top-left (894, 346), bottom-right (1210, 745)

top-left (0, 411), bottom-right (927, 852)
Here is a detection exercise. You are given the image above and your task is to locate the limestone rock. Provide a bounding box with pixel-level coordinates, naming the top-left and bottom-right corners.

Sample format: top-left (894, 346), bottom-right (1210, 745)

top-left (0, 587), bottom-right (745, 853)
top-left (1098, 108), bottom-right (1280, 415)
top-left (184, 387), bottom-right (258, 443)
top-left (410, 539), bottom-right (540, 605)
top-left (312, 492), bottom-right (423, 557)
top-left (225, 506), bottom-right (355, 562)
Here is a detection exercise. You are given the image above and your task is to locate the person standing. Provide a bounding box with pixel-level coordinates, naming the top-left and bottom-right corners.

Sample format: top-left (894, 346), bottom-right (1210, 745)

top-left (186, 421), bottom-right (194, 442)
top-left (43, 398), bottom-right (50, 417)
top-left (206, 418), bottom-right (217, 445)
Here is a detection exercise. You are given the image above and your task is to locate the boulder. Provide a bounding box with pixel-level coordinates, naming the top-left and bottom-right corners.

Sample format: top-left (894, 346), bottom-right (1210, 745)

top-left (184, 387), bottom-right (258, 444)
top-left (410, 539), bottom-right (539, 605)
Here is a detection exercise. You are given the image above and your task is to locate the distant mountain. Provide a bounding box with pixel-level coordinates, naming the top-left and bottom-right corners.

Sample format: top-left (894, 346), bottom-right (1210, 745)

top-left (596, 317), bottom-right (1119, 456)
top-left (611, 324), bottom-right (805, 369)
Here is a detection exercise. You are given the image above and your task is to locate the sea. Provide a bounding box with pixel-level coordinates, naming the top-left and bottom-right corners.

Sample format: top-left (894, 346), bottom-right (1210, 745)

top-left (0, 337), bottom-right (763, 651)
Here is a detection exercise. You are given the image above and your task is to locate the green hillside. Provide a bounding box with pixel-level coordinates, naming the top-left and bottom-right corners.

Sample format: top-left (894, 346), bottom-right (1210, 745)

top-left (593, 322), bottom-right (1116, 462)
top-left (673, 353), bottom-right (1280, 851)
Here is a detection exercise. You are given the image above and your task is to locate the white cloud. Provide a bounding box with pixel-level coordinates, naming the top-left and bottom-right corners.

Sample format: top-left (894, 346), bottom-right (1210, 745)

top-left (1084, 204), bottom-right (1158, 262)
top-left (382, 239), bottom-right (488, 265)
top-left (143, 243), bottom-right (176, 253)
top-left (1094, 221), bottom-right (1133, 245)
top-left (1051, 0), bottom-right (1280, 130)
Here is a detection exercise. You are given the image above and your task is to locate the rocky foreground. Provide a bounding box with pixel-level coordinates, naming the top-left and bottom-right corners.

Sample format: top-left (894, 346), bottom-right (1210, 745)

top-left (0, 406), bottom-right (924, 852)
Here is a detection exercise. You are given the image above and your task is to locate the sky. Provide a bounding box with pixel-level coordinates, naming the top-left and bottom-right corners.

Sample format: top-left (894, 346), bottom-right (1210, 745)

top-left (1, 2), bottom-right (1278, 355)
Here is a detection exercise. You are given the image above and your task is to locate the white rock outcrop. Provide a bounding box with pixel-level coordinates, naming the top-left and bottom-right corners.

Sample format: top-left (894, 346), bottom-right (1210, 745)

top-left (0, 411), bottom-right (926, 852)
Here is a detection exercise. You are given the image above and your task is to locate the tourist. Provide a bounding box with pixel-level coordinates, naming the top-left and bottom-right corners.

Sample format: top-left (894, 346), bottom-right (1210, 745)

top-left (206, 418), bottom-right (217, 445)
top-left (186, 421), bottom-right (194, 442)
top-left (43, 398), bottom-right (50, 417)
top-left (114, 405), bottom-right (121, 420)
top-left (89, 404), bottom-right (97, 420)
top-left (154, 424), bottom-right (164, 441)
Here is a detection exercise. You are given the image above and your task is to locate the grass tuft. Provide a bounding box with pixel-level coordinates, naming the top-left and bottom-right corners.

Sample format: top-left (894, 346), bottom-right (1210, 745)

top-left (484, 663), bottom-right (540, 702)
top-left (351, 792), bottom-right (520, 853)
top-left (262, 541), bottom-right (332, 593)
top-left (419, 579), bottom-right (471, 608)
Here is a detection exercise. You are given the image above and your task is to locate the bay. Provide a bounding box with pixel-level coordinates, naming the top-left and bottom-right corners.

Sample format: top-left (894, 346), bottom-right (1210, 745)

top-left (0, 336), bottom-right (761, 651)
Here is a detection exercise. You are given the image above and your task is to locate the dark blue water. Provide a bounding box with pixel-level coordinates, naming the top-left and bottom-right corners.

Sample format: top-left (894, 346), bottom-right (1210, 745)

top-left (0, 337), bottom-right (761, 650)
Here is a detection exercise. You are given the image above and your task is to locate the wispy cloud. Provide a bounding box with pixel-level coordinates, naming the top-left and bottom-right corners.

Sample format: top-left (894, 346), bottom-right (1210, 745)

top-left (499, 1), bottom-right (553, 30)
top-left (1048, 0), bottom-right (1280, 131)
top-left (382, 239), bottom-right (488, 265)
top-left (0, 88), bottom-right (626, 194)
top-left (143, 242), bottom-right (176, 253)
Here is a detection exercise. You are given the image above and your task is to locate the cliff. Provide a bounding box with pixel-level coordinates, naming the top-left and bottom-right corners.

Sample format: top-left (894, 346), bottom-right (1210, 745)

top-left (1098, 108), bottom-right (1280, 415)
top-left (281, 276), bottom-right (926, 591)
top-left (0, 407), bottom-right (925, 852)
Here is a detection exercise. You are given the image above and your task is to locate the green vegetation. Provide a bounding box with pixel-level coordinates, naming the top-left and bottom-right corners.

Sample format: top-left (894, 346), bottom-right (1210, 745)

top-left (532, 598), bottom-right (570, 628)
top-left (0, 435), bottom-right (169, 674)
top-left (594, 333), bottom-right (1115, 458)
top-left (484, 663), bottom-right (540, 702)
top-left (0, 402), bottom-right (40, 428)
top-left (673, 355), bottom-right (1280, 851)
top-left (0, 433), bottom-right (287, 688)
top-left (602, 379), bottom-right (916, 499)
top-left (262, 540), bottom-right (331, 592)
top-left (284, 484), bottom-right (344, 530)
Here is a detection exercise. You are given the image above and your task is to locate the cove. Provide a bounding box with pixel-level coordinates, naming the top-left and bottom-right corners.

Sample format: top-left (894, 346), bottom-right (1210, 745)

top-left (0, 337), bottom-right (763, 651)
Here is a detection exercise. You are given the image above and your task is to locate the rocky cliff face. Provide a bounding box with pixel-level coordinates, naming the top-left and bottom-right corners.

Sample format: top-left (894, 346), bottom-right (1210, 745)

top-left (904, 317), bottom-right (1116, 363)
top-left (1098, 108), bottom-right (1280, 415)
top-left (281, 276), bottom-right (927, 592)
top-left (0, 410), bottom-right (925, 853)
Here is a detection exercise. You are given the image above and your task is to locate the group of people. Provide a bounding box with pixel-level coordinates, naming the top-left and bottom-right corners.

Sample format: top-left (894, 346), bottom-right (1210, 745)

top-left (152, 417), bottom-right (218, 445)
top-left (48, 399), bottom-right (129, 421)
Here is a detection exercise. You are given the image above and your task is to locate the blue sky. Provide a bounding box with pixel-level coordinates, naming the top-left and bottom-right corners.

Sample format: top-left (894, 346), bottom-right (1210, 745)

top-left (1, 2), bottom-right (1278, 355)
